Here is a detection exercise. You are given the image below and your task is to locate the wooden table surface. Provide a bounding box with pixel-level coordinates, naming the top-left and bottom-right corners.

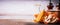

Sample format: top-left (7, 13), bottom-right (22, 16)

top-left (0, 19), bottom-right (60, 25)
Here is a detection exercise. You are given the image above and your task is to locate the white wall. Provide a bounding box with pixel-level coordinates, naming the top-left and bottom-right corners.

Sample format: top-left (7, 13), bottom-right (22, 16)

top-left (0, 1), bottom-right (56, 19)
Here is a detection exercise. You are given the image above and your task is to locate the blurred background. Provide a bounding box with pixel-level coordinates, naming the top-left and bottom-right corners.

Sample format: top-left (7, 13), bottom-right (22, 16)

top-left (0, 0), bottom-right (59, 25)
